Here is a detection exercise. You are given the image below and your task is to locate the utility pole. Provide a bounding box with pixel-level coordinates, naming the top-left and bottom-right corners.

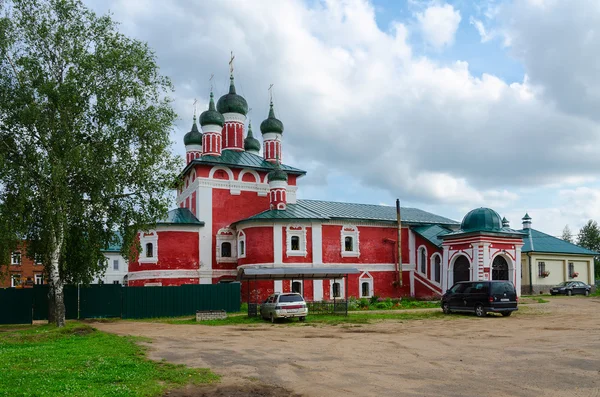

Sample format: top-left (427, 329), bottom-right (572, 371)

top-left (396, 199), bottom-right (402, 287)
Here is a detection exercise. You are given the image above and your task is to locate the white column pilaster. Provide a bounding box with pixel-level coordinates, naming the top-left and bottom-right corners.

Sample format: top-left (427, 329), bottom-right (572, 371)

top-left (198, 186), bottom-right (212, 284)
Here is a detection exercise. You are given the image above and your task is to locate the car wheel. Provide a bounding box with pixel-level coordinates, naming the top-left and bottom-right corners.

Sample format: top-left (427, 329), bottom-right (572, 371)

top-left (501, 311), bottom-right (512, 317)
top-left (270, 313), bottom-right (276, 324)
top-left (567, 290), bottom-right (572, 296)
top-left (585, 290), bottom-right (590, 297)
top-left (299, 316), bottom-right (306, 322)
top-left (474, 304), bottom-right (486, 318)
top-left (442, 302), bottom-right (451, 315)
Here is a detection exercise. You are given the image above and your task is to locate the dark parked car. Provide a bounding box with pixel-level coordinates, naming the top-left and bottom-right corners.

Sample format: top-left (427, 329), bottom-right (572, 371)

top-left (442, 280), bottom-right (518, 317)
top-left (550, 281), bottom-right (591, 296)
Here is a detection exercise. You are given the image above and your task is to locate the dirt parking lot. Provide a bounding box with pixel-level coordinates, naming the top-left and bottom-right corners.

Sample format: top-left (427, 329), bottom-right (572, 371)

top-left (95, 297), bottom-right (600, 397)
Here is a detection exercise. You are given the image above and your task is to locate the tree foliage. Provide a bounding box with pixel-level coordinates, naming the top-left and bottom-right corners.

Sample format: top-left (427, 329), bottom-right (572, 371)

top-left (561, 225), bottom-right (573, 243)
top-left (577, 220), bottom-right (600, 279)
top-left (0, 0), bottom-right (180, 325)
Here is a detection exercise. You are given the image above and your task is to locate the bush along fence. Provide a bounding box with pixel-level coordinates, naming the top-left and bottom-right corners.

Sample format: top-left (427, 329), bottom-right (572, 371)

top-left (0, 283), bottom-right (241, 325)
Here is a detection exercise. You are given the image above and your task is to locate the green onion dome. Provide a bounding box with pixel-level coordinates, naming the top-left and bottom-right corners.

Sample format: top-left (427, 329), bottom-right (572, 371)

top-left (216, 75), bottom-right (248, 116)
top-left (260, 102), bottom-right (284, 134)
top-left (199, 92), bottom-right (225, 127)
top-left (183, 117), bottom-right (203, 146)
top-left (460, 208), bottom-right (503, 232)
top-left (244, 123), bottom-right (261, 152)
top-left (268, 163), bottom-right (288, 182)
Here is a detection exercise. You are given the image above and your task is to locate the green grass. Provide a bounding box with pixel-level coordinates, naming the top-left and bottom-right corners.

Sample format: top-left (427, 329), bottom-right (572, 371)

top-left (0, 323), bottom-right (218, 397)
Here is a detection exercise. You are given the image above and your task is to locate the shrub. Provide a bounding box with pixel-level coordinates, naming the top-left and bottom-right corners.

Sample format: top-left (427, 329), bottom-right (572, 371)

top-left (369, 295), bottom-right (380, 305)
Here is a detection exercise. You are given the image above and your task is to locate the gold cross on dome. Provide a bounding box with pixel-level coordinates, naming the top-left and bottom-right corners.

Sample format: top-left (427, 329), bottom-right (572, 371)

top-left (229, 51), bottom-right (235, 75)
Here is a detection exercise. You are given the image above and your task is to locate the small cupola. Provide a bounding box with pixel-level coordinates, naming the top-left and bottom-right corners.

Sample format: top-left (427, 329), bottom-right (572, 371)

top-left (460, 208), bottom-right (503, 232)
top-left (261, 100), bottom-right (284, 163)
top-left (200, 92), bottom-right (225, 128)
top-left (267, 160), bottom-right (288, 210)
top-left (522, 213), bottom-right (532, 230)
top-left (502, 217), bottom-right (510, 228)
top-left (244, 123), bottom-right (261, 155)
top-left (183, 116), bottom-right (203, 163)
top-left (200, 91), bottom-right (225, 157)
top-left (217, 75), bottom-right (249, 116)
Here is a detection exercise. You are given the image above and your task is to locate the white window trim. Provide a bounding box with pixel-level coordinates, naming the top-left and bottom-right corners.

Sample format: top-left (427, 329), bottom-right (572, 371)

top-left (430, 253), bottom-right (442, 286)
top-left (34, 274), bottom-right (43, 285)
top-left (139, 231), bottom-right (158, 264)
top-left (417, 245), bottom-right (427, 275)
top-left (329, 279), bottom-right (345, 299)
top-left (359, 272), bottom-right (373, 298)
top-left (11, 274), bottom-right (21, 287)
top-left (216, 227), bottom-right (237, 263)
top-left (238, 231), bottom-right (246, 259)
top-left (291, 280), bottom-right (303, 295)
top-left (340, 225), bottom-right (360, 258)
top-left (286, 225), bottom-right (307, 257)
top-left (11, 251), bottom-right (22, 265)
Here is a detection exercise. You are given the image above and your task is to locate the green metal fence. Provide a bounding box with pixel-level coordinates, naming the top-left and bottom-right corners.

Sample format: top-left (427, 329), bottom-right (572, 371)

top-left (0, 283), bottom-right (240, 324)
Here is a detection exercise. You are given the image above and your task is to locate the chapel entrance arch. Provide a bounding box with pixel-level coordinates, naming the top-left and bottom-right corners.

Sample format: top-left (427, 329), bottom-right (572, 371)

top-left (492, 255), bottom-right (509, 281)
top-left (453, 255), bottom-right (470, 284)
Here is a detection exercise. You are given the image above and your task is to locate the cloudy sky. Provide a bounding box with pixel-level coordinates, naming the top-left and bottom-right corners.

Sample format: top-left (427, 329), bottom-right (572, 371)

top-left (86, 0), bottom-right (600, 237)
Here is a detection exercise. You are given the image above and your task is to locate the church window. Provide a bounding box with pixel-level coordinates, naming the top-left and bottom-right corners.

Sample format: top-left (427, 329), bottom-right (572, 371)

top-left (362, 282), bottom-right (370, 298)
top-left (139, 231), bottom-right (158, 264)
top-left (291, 236), bottom-right (300, 251)
top-left (433, 255), bottom-right (441, 284)
top-left (418, 246), bottom-right (427, 275)
top-left (11, 274), bottom-right (21, 288)
top-left (332, 282), bottom-right (341, 298)
top-left (292, 281), bottom-right (302, 294)
top-left (237, 231), bottom-right (246, 259)
top-left (146, 243), bottom-right (153, 258)
top-left (239, 241), bottom-right (245, 256)
top-left (221, 242), bottom-right (232, 257)
top-left (340, 226), bottom-right (360, 257)
top-left (286, 226), bottom-right (307, 257)
top-left (345, 236), bottom-right (353, 252)
top-left (216, 227), bottom-right (237, 263)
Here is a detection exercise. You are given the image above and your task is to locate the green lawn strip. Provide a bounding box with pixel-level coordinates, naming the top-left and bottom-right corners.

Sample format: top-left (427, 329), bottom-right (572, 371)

top-left (0, 323), bottom-right (218, 397)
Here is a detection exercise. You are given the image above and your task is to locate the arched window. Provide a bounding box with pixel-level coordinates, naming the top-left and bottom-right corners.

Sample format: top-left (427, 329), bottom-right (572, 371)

top-left (239, 240), bottom-right (245, 256)
top-left (361, 282), bottom-right (370, 297)
top-left (291, 236), bottom-right (300, 251)
top-left (292, 281), bottom-right (302, 294)
top-left (146, 243), bottom-right (153, 258)
top-left (221, 242), bottom-right (232, 258)
top-left (345, 236), bottom-right (353, 252)
top-left (434, 255), bottom-right (441, 283)
top-left (332, 282), bottom-right (341, 298)
top-left (419, 247), bottom-right (427, 274)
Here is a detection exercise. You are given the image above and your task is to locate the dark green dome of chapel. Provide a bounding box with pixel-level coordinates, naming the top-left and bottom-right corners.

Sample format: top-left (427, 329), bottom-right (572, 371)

top-left (460, 208), bottom-right (503, 232)
top-left (199, 92), bottom-right (225, 127)
top-left (260, 102), bottom-right (284, 134)
top-left (183, 117), bottom-right (203, 146)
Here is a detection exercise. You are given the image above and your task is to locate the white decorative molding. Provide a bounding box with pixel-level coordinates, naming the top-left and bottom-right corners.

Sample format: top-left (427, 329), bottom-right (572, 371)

top-left (417, 245), bottom-right (428, 275)
top-left (128, 269), bottom-right (200, 281)
top-left (273, 224), bottom-right (283, 264)
top-left (311, 223), bottom-right (323, 264)
top-left (238, 230), bottom-right (246, 259)
top-left (198, 186), bottom-right (212, 284)
top-left (340, 225), bottom-right (360, 258)
top-left (329, 278), bottom-right (345, 299)
top-left (238, 169), bottom-right (261, 183)
top-left (200, 124), bottom-right (222, 134)
top-left (313, 280), bottom-right (323, 301)
top-left (208, 166), bottom-right (234, 180)
top-left (238, 263), bottom-right (409, 272)
top-left (216, 227), bottom-right (237, 263)
top-left (139, 231), bottom-right (158, 264)
top-left (430, 253), bottom-right (442, 286)
top-left (286, 225), bottom-right (308, 257)
top-left (222, 113), bottom-right (247, 123)
top-left (358, 272), bottom-right (374, 298)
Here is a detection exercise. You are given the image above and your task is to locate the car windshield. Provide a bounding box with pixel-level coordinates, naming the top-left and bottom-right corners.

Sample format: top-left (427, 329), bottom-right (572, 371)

top-left (555, 282), bottom-right (569, 287)
top-left (278, 294), bottom-right (304, 303)
top-left (491, 282), bottom-right (515, 294)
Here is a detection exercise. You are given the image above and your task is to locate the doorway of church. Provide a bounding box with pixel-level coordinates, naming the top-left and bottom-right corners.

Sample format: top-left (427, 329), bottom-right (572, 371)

top-left (453, 256), bottom-right (470, 283)
top-left (492, 256), bottom-right (509, 280)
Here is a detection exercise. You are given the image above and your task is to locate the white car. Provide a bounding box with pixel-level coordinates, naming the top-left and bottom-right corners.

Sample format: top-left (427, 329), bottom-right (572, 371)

top-left (260, 293), bottom-right (308, 323)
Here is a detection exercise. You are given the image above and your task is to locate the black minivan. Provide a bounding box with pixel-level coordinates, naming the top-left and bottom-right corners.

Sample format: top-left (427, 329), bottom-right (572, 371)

top-left (441, 280), bottom-right (518, 317)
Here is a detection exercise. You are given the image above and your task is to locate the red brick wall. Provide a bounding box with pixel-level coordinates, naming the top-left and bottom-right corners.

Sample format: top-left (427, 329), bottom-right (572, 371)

top-left (1, 242), bottom-right (45, 288)
top-left (128, 231), bottom-right (199, 272)
top-left (238, 226), bottom-right (273, 265)
top-left (322, 226), bottom-right (409, 264)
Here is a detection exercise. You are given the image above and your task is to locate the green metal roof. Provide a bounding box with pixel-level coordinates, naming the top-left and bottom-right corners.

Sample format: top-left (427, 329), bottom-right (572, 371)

top-left (235, 199), bottom-right (459, 225)
top-left (182, 150), bottom-right (306, 176)
top-left (521, 228), bottom-right (598, 255)
top-left (158, 208), bottom-right (204, 226)
top-left (412, 224), bottom-right (452, 247)
top-left (102, 233), bottom-right (123, 252)
top-left (461, 207), bottom-right (503, 232)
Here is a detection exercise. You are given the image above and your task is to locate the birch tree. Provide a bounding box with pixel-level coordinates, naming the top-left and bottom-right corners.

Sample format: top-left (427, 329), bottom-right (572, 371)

top-left (0, 0), bottom-right (180, 326)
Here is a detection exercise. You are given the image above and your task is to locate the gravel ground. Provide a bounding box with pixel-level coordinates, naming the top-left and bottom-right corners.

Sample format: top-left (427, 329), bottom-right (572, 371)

top-left (95, 297), bottom-right (600, 397)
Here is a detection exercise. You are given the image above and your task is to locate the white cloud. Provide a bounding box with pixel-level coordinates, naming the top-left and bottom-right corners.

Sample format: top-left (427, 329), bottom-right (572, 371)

top-left (469, 16), bottom-right (494, 43)
top-left (416, 3), bottom-right (462, 48)
top-left (84, 0), bottom-right (600, 216)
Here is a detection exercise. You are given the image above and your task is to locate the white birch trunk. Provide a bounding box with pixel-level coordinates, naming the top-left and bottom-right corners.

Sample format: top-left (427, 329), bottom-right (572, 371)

top-left (48, 227), bottom-right (65, 327)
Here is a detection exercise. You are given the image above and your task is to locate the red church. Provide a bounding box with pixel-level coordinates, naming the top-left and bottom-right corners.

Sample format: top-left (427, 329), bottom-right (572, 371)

top-left (127, 67), bottom-right (531, 301)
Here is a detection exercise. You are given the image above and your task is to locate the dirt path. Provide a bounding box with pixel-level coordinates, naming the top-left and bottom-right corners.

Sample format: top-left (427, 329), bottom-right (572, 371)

top-left (95, 298), bottom-right (600, 397)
